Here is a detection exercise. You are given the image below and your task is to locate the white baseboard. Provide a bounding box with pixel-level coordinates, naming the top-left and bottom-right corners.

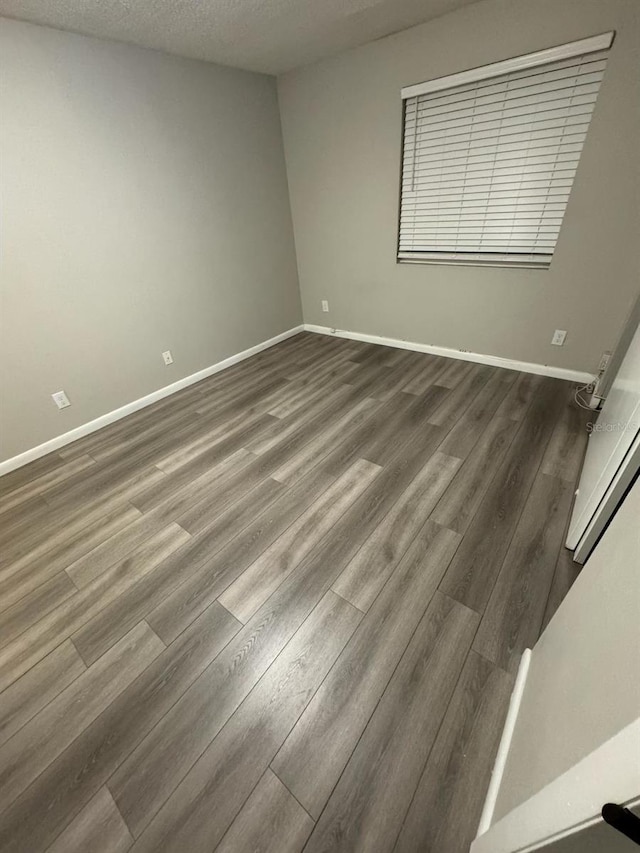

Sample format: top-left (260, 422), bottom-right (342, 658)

top-left (0, 325), bottom-right (304, 477)
top-left (1, 322), bottom-right (591, 477)
top-left (476, 648), bottom-right (532, 838)
top-left (305, 324), bottom-right (593, 383)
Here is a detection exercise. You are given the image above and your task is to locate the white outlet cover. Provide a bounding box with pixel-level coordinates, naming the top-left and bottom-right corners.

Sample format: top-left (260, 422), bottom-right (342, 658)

top-left (551, 329), bottom-right (567, 346)
top-left (162, 350), bottom-right (174, 365)
top-left (52, 390), bottom-right (71, 409)
top-left (598, 351), bottom-right (612, 372)
top-left (321, 300), bottom-right (329, 312)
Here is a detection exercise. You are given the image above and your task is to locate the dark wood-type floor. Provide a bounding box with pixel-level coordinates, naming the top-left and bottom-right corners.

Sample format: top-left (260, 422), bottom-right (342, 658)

top-left (0, 332), bottom-right (588, 853)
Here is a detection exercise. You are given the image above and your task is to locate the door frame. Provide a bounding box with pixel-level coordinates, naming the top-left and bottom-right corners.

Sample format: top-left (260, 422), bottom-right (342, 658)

top-left (566, 322), bottom-right (640, 553)
top-left (573, 433), bottom-right (640, 562)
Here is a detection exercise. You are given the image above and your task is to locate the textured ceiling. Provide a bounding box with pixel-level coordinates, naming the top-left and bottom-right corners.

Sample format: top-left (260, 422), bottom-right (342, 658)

top-left (0, 0), bottom-right (481, 74)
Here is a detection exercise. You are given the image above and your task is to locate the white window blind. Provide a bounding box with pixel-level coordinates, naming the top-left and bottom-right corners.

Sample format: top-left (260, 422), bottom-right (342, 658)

top-left (398, 33), bottom-right (613, 268)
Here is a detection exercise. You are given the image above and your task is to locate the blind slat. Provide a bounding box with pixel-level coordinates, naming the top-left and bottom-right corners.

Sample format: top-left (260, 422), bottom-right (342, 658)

top-left (402, 171), bottom-right (579, 188)
top-left (403, 151), bottom-right (583, 173)
top-left (404, 66), bottom-right (606, 110)
top-left (405, 118), bottom-right (594, 153)
top-left (404, 81), bottom-right (602, 125)
top-left (400, 217), bottom-right (566, 225)
top-left (404, 104), bottom-right (598, 140)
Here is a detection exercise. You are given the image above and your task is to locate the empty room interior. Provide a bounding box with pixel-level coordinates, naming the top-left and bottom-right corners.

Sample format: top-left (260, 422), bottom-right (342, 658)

top-left (1, 0), bottom-right (640, 851)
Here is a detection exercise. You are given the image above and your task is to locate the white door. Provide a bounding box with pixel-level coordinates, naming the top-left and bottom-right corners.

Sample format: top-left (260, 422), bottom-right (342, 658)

top-left (471, 721), bottom-right (640, 853)
top-left (566, 320), bottom-right (640, 557)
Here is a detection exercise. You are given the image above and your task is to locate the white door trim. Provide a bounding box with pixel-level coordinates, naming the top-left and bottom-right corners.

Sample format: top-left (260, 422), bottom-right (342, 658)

top-left (477, 650), bottom-right (532, 836)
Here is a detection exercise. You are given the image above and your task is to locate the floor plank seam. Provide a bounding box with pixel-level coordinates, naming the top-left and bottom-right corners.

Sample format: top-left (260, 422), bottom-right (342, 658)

top-left (0, 642), bottom-right (88, 748)
top-left (0, 626), bottom-right (167, 822)
top-left (435, 379), bottom-right (557, 614)
top-left (142, 620), bottom-right (166, 650)
top-left (329, 588), bottom-right (366, 614)
top-left (215, 599), bottom-right (243, 625)
top-left (96, 616), bottom-right (245, 832)
top-left (114, 589), bottom-right (360, 841)
top-left (64, 570), bottom-right (83, 593)
top-left (210, 770), bottom-right (278, 853)
top-left (268, 766), bottom-right (317, 825)
top-left (69, 635), bottom-right (94, 669)
top-left (298, 586), bottom-right (444, 827)
top-left (472, 647), bottom-right (513, 677)
top-left (467, 408), bottom-right (561, 627)
top-left (120, 473), bottom-right (307, 636)
top-left (199, 460), bottom-right (380, 623)
top-left (539, 508), bottom-right (580, 635)
top-left (387, 643), bottom-right (478, 853)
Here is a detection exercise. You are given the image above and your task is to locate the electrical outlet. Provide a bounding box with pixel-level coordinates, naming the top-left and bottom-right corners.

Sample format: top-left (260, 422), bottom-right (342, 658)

top-left (551, 329), bottom-right (567, 346)
top-left (598, 350), bottom-right (612, 373)
top-left (52, 390), bottom-right (71, 409)
top-left (321, 300), bottom-right (329, 313)
top-left (162, 350), bottom-right (174, 365)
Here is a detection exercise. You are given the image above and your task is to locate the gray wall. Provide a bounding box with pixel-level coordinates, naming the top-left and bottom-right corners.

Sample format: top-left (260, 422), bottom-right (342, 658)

top-left (278, 0), bottom-right (640, 373)
top-left (0, 19), bottom-right (302, 462)
top-left (495, 476), bottom-right (640, 819)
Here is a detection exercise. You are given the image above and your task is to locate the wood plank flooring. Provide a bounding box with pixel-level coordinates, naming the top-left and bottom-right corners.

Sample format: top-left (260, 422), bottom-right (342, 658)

top-left (0, 332), bottom-right (589, 853)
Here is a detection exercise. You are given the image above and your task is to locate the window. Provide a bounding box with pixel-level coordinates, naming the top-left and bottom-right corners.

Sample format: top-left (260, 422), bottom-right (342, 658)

top-left (398, 32), bottom-right (613, 268)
